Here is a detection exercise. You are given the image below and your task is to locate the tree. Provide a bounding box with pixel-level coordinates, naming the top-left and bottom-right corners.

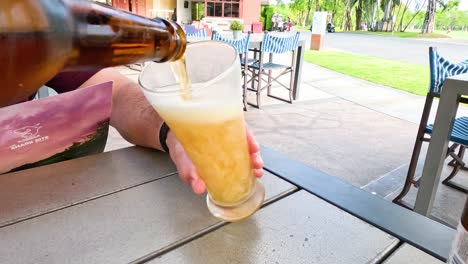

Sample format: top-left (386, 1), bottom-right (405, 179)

top-left (355, 0), bottom-right (363, 30)
top-left (402, 0), bottom-right (426, 31)
top-left (421, 0), bottom-right (436, 33)
top-left (420, 0), bottom-right (459, 33)
top-left (291, 0), bottom-right (308, 26)
top-left (371, 0), bottom-right (380, 30)
top-left (305, 0), bottom-right (313, 25)
top-left (342, 0), bottom-right (353, 30)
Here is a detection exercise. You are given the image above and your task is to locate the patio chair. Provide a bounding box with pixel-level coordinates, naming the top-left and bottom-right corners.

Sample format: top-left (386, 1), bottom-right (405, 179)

top-left (393, 47), bottom-right (468, 208)
top-left (185, 28), bottom-right (207, 40)
top-left (182, 24), bottom-right (198, 35)
top-left (211, 32), bottom-right (251, 110)
top-left (246, 32), bottom-right (300, 108)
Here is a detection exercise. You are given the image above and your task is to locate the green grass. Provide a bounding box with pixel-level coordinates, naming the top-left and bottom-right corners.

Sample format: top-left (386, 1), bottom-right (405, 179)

top-left (348, 29), bottom-right (468, 39)
top-left (304, 50), bottom-right (429, 96)
top-left (434, 30), bottom-right (468, 39)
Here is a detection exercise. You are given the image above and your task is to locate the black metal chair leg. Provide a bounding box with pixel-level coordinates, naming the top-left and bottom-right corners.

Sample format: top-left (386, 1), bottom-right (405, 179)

top-left (267, 69), bottom-right (272, 95)
top-left (289, 67), bottom-right (295, 103)
top-left (257, 70), bottom-right (262, 108)
top-left (393, 96), bottom-right (435, 208)
top-left (242, 56), bottom-right (248, 111)
top-left (392, 137), bottom-right (425, 206)
top-left (442, 146), bottom-right (468, 193)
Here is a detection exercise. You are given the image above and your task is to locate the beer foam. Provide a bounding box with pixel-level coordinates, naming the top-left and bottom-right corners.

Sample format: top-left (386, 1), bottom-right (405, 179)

top-left (154, 101), bottom-right (243, 124)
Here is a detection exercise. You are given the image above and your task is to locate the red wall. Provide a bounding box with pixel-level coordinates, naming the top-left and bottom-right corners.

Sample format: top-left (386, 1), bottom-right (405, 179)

top-left (111, 0), bottom-right (147, 17)
top-left (242, 0), bottom-right (261, 26)
top-left (112, 0), bottom-right (129, 11)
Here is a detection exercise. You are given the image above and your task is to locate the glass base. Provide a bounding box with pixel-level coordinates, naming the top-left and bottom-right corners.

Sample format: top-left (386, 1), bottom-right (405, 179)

top-left (206, 180), bottom-right (265, 222)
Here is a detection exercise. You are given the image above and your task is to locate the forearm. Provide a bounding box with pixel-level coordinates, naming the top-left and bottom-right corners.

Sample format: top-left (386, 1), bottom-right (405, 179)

top-left (79, 68), bottom-right (164, 151)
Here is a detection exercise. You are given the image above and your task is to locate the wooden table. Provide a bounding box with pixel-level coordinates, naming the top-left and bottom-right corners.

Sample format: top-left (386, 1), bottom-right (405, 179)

top-left (0, 146), bottom-right (454, 263)
top-left (414, 73), bottom-right (468, 215)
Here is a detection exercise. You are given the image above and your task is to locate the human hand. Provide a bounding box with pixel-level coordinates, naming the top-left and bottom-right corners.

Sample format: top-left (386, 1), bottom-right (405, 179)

top-left (166, 126), bottom-right (264, 195)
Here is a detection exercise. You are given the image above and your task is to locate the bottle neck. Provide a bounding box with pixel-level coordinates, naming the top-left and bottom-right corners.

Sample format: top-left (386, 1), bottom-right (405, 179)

top-left (63, 0), bottom-right (186, 70)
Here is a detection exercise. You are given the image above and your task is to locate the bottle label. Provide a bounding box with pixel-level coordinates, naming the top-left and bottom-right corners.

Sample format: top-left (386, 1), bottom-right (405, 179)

top-left (449, 221), bottom-right (468, 264)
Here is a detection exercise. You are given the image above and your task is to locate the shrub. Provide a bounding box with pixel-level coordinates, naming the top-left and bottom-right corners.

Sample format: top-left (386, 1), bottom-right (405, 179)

top-left (230, 20), bottom-right (243, 31)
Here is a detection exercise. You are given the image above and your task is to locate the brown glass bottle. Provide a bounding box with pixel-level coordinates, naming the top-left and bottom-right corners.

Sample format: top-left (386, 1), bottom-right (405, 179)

top-left (448, 199), bottom-right (468, 264)
top-left (0, 0), bottom-right (186, 107)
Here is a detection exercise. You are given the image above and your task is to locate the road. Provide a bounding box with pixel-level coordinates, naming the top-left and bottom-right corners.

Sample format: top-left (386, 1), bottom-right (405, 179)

top-left (323, 32), bottom-right (468, 65)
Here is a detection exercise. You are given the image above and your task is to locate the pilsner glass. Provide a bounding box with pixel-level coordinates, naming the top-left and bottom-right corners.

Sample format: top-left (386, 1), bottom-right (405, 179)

top-left (139, 41), bottom-right (265, 222)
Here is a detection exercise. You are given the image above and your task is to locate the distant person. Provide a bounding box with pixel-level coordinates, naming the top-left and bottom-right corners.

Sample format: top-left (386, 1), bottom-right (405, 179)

top-left (171, 8), bottom-right (177, 22)
top-left (287, 17), bottom-right (292, 32)
top-left (272, 14), bottom-right (278, 31)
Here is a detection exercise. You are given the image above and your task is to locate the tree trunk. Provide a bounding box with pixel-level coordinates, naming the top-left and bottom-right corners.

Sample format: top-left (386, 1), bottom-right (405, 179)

top-left (305, 0), bottom-right (313, 25)
top-left (345, 9), bottom-right (353, 30)
top-left (421, 0), bottom-right (436, 34)
top-left (331, 0), bottom-right (337, 25)
top-left (398, 0), bottom-right (411, 31)
top-left (355, 0), bottom-right (363, 30)
top-left (342, 0), bottom-right (351, 30)
top-left (371, 0), bottom-right (379, 30)
top-left (383, 0), bottom-right (393, 21)
top-left (316, 0), bottom-right (320, 11)
top-left (403, 0), bottom-right (426, 31)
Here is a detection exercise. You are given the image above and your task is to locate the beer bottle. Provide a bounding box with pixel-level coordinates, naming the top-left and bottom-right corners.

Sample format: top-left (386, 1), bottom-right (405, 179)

top-left (448, 198), bottom-right (468, 263)
top-left (0, 0), bottom-right (186, 107)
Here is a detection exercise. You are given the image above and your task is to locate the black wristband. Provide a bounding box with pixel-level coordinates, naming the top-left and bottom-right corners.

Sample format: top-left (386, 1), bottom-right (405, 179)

top-left (159, 122), bottom-right (170, 153)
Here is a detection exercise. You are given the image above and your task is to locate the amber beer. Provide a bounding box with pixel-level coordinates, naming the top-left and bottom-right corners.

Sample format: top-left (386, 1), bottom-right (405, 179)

top-left (160, 108), bottom-right (255, 205)
top-left (0, 0), bottom-right (186, 107)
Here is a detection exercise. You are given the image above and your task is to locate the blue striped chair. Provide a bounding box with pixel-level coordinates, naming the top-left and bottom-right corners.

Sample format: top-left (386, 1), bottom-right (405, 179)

top-left (212, 32), bottom-right (252, 110)
top-left (394, 47), bottom-right (468, 208)
top-left (185, 28), bottom-right (207, 40)
top-left (246, 32), bottom-right (300, 108)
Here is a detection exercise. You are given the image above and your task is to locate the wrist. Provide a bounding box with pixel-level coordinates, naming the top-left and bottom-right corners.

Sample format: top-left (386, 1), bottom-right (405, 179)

top-left (165, 131), bottom-right (178, 153)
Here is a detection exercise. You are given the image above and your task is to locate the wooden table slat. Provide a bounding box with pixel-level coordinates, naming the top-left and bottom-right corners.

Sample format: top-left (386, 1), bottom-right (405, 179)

top-left (0, 147), bottom-right (176, 227)
top-left (384, 244), bottom-right (444, 264)
top-left (0, 171), bottom-right (295, 264)
top-left (260, 145), bottom-right (455, 261)
top-left (149, 191), bottom-right (399, 264)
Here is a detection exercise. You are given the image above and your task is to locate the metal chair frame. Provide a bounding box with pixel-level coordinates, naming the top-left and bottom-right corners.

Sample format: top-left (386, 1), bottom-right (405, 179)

top-left (211, 32), bottom-right (252, 110)
top-left (393, 47), bottom-right (468, 209)
top-left (245, 32), bottom-right (299, 108)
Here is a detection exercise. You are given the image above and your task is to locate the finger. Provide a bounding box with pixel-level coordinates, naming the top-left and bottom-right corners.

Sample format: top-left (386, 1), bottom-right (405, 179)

top-left (251, 152), bottom-right (264, 169)
top-left (176, 162), bottom-right (206, 194)
top-left (245, 126), bottom-right (260, 154)
top-left (175, 162), bottom-right (193, 185)
top-left (178, 161), bottom-right (206, 194)
top-left (191, 177), bottom-right (206, 194)
top-left (254, 168), bottom-right (264, 178)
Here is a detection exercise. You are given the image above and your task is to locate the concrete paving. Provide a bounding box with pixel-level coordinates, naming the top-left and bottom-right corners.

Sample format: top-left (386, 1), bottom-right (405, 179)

top-left (109, 56), bottom-right (468, 227)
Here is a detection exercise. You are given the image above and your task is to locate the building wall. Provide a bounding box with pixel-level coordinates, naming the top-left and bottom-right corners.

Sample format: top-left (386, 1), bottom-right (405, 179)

top-left (111, 0), bottom-right (176, 18)
top-left (148, 0), bottom-right (177, 19)
top-left (177, 0), bottom-right (192, 24)
top-left (242, 0), bottom-right (261, 30)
